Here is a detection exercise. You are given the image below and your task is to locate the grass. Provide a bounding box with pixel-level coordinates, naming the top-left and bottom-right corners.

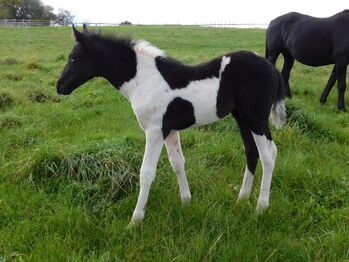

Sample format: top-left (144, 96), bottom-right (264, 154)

top-left (0, 25), bottom-right (349, 261)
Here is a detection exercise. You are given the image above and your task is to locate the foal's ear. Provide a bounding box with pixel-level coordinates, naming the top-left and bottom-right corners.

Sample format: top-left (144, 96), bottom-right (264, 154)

top-left (82, 24), bottom-right (89, 34)
top-left (72, 24), bottom-right (91, 48)
top-left (72, 24), bottom-right (84, 42)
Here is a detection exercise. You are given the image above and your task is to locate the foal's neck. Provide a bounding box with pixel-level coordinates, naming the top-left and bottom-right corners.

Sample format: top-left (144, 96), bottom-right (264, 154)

top-left (118, 40), bottom-right (167, 102)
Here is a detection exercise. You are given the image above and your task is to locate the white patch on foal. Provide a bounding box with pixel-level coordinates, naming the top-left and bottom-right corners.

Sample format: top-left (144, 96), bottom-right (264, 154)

top-left (133, 40), bottom-right (166, 58)
top-left (238, 165), bottom-right (254, 201)
top-left (251, 132), bottom-right (277, 214)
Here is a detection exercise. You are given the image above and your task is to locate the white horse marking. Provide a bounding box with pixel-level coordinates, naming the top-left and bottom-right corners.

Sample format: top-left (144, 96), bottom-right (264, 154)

top-left (237, 166), bottom-right (254, 201)
top-left (130, 129), bottom-right (164, 224)
top-left (165, 131), bottom-right (191, 203)
top-left (252, 133), bottom-right (277, 214)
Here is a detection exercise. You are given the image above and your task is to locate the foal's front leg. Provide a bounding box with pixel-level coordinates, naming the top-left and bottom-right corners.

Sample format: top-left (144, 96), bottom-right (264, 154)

top-left (165, 131), bottom-right (191, 203)
top-left (130, 129), bottom-right (164, 225)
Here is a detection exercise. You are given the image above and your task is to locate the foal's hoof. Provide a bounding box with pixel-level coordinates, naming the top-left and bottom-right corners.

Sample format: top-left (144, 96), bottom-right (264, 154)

top-left (181, 195), bottom-right (192, 205)
top-left (127, 210), bottom-right (144, 229)
top-left (237, 191), bottom-right (251, 203)
top-left (337, 107), bottom-right (347, 112)
top-left (126, 222), bottom-right (137, 229)
top-left (256, 200), bottom-right (269, 215)
top-left (126, 219), bottom-right (143, 229)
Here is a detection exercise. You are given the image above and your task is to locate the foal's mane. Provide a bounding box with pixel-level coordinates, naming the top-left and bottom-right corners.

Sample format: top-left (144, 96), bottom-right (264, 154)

top-left (84, 30), bottom-right (166, 58)
top-left (85, 30), bottom-right (135, 53)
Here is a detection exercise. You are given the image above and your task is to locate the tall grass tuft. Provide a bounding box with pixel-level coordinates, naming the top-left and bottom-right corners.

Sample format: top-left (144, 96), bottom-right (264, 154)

top-left (4, 73), bottom-right (23, 81)
top-left (0, 57), bottom-right (19, 65)
top-left (0, 114), bottom-right (24, 128)
top-left (27, 89), bottom-right (60, 103)
top-left (0, 92), bottom-right (14, 109)
top-left (27, 142), bottom-right (142, 214)
top-left (287, 103), bottom-right (336, 141)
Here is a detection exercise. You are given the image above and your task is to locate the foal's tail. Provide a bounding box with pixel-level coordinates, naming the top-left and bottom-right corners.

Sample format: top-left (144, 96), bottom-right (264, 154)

top-left (270, 70), bottom-right (287, 129)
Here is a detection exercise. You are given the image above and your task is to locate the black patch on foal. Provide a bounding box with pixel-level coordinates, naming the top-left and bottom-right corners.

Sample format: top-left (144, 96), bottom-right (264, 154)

top-left (217, 51), bottom-right (281, 135)
top-left (155, 56), bottom-right (221, 89)
top-left (162, 97), bottom-right (196, 138)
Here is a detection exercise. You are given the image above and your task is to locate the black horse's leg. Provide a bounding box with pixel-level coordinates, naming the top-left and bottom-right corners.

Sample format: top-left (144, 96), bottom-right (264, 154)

top-left (320, 66), bottom-right (337, 104)
top-left (335, 59), bottom-right (348, 111)
top-left (267, 52), bottom-right (279, 65)
top-left (281, 53), bottom-right (294, 98)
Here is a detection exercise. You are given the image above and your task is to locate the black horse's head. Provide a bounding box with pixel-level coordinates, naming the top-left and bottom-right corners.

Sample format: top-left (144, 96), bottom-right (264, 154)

top-left (56, 24), bottom-right (102, 95)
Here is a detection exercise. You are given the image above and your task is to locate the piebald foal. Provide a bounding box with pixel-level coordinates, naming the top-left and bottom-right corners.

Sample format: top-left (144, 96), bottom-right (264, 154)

top-left (57, 25), bottom-right (286, 226)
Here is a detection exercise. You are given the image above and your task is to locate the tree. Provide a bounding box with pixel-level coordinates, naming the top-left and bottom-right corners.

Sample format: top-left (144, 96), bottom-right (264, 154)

top-left (55, 9), bottom-right (74, 25)
top-left (0, 0), bottom-right (21, 19)
top-left (42, 5), bottom-right (56, 20)
top-left (0, 0), bottom-right (57, 20)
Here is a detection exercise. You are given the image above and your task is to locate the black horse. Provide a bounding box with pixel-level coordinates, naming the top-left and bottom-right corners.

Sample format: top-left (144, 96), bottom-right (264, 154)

top-left (266, 10), bottom-right (349, 111)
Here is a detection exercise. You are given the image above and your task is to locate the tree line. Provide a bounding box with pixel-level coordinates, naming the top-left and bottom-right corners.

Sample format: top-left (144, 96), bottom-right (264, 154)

top-left (0, 0), bottom-right (74, 25)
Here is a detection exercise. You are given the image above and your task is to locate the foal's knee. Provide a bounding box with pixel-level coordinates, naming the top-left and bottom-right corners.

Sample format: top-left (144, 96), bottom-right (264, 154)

top-left (259, 151), bottom-right (275, 171)
top-left (168, 150), bottom-right (185, 173)
top-left (140, 168), bottom-right (156, 186)
top-left (269, 141), bottom-right (277, 160)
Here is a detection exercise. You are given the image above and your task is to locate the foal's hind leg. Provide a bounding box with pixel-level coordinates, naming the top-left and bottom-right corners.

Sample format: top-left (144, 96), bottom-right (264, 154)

top-left (320, 66), bottom-right (337, 104)
top-left (165, 131), bottom-right (191, 203)
top-left (281, 52), bottom-right (294, 97)
top-left (251, 130), bottom-right (277, 214)
top-left (232, 111), bottom-right (259, 201)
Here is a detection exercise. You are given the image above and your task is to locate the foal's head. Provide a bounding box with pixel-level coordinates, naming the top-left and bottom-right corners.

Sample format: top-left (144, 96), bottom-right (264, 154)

top-left (56, 25), bottom-right (137, 95)
top-left (56, 25), bottom-right (101, 95)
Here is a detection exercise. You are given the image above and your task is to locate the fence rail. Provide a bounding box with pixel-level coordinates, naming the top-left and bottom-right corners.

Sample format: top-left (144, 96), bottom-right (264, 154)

top-left (0, 20), bottom-right (268, 28)
top-left (0, 19), bottom-right (52, 26)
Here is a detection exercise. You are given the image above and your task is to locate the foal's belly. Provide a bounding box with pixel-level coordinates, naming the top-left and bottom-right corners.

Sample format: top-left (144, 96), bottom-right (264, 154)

top-left (171, 77), bottom-right (220, 126)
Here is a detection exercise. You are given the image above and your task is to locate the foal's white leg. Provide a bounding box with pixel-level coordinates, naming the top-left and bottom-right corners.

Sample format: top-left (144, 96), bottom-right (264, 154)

top-left (165, 131), bottom-right (191, 203)
top-left (238, 165), bottom-right (254, 201)
top-left (252, 133), bottom-right (277, 214)
top-left (130, 129), bottom-right (164, 225)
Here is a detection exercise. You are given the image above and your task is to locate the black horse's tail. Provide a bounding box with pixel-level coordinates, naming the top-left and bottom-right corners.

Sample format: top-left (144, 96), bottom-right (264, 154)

top-left (270, 69), bottom-right (287, 128)
top-left (265, 37), bottom-right (269, 59)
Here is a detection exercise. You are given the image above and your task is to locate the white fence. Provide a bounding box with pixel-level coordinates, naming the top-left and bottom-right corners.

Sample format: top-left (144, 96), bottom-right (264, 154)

top-left (0, 20), bottom-right (268, 28)
top-left (0, 19), bottom-right (52, 26)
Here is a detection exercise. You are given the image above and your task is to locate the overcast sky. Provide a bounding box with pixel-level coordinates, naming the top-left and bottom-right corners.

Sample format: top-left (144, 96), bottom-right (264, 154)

top-left (42, 0), bottom-right (348, 25)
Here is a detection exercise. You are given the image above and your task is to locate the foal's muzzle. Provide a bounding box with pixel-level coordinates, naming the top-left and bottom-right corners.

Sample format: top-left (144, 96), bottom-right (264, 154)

top-left (56, 78), bottom-right (72, 95)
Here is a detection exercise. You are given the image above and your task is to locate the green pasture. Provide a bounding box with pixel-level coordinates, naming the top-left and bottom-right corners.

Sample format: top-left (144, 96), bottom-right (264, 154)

top-left (0, 26), bottom-right (348, 261)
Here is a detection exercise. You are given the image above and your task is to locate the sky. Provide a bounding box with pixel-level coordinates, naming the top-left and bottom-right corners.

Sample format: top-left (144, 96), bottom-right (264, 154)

top-left (42, 0), bottom-right (348, 25)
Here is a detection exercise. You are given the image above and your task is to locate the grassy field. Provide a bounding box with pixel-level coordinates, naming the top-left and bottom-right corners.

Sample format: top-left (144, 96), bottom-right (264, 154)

top-left (0, 25), bottom-right (349, 261)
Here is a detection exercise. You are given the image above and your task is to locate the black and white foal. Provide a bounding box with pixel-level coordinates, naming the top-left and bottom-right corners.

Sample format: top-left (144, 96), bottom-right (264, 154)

top-left (57, 25), bottom-right (286, 226)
